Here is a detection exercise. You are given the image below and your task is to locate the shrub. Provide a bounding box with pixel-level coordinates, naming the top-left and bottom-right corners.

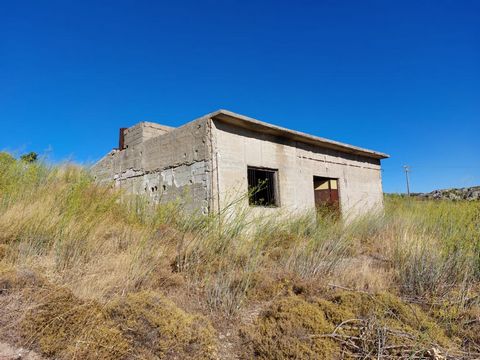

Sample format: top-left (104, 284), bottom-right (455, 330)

top-left (20, 152), bottom-right (38, 163)
top-left (240, 296), bottom-right (339, 359)
top-left (106, 291), bottom-right (217, 359)
top-left (0, 267), bottom-right (217, 359)
top-left (22, 287), bottom-right (129, 359)
top-left (241, 291), bottom-right (451, 359)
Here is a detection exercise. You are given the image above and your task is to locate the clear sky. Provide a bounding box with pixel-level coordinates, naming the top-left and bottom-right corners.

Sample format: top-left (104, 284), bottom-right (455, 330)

top-left (1, 0), bottom-right (479, 193)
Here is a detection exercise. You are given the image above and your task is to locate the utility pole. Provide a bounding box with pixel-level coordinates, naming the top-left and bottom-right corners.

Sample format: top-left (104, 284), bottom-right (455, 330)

top-left (403, 165), bottom-right (411, 196)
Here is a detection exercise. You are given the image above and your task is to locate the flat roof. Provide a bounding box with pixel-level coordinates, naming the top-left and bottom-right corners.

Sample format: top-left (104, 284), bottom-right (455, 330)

top-left (206, 109), bottom-right (389, 160)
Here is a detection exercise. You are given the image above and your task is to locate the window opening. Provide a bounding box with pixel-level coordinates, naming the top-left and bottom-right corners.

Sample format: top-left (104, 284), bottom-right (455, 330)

top-left (247, 167), bottom-right (279, 207)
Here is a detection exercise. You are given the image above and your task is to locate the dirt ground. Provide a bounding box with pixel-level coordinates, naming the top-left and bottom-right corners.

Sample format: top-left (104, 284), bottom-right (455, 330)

top-left (0, 342), bottom-right (43, 360)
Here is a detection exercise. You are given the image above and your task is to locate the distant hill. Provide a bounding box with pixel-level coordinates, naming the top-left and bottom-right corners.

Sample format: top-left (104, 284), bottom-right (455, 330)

top-left (412, 186), bottom-right (480, 201)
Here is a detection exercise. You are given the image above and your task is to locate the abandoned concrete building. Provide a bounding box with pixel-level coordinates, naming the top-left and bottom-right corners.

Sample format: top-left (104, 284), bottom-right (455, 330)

top-left (91, 110), bottom-right (389, 218)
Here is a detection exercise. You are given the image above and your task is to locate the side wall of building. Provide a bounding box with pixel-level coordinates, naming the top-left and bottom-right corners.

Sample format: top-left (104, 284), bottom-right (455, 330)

top-left (210, 119), bottom-right (384, 219)
top-left (91, 118), bottom-right (213, 214)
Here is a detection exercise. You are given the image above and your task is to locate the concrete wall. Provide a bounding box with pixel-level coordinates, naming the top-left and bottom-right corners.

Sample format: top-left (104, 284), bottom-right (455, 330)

top-left (210, 119), bottom-right (384, 219)
top-left (92, 114), bottom-right (385, 219)
top-left (123, 122), bottom-right (175, 149)
top-left (91, 118), bottom-right (212, 214)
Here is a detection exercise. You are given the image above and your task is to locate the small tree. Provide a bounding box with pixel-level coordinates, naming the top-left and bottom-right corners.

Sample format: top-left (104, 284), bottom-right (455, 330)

top-left (20, 152), bottom-right (38, 163)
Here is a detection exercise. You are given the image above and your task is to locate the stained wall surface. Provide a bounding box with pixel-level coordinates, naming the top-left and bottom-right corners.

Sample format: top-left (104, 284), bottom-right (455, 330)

top-left (210, 119), bottom-right (384, 219)
top-left (91, 118), bottom-right (213, 214)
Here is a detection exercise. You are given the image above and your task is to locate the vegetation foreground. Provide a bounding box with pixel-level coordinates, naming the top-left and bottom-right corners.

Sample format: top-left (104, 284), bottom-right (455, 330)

top-left (0, 154), bottom-right (479, 359)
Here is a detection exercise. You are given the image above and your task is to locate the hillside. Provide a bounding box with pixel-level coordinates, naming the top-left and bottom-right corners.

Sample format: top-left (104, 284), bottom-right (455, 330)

top-left (0, 154), bottom-right (479, 359)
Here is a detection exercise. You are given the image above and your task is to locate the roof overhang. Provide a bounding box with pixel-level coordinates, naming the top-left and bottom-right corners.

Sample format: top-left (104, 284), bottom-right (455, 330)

top-left (208, 109), bottom-right (389, 160)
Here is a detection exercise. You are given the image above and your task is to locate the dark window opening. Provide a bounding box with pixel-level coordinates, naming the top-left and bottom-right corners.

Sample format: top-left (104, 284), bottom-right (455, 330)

top-left (248, 167), bottom-right (278, 207)
top-left (313, 176), bottom-right (340, 215)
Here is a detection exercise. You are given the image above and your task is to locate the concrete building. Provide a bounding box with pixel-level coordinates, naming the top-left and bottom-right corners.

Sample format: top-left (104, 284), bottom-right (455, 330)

top-left (91, 110), bottom-right (389, 218)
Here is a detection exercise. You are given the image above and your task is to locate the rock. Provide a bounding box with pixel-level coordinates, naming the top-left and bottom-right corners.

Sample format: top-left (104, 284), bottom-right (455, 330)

top-left (411, 186), bottom-right (480, 201)
top-left (426, 347), bottom-right (446, 360)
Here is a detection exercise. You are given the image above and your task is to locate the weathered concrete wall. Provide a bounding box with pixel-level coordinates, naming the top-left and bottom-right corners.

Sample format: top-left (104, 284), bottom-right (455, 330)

top-left (91, 118), bottom-right (212, 214)
top-left (123, 122), bottom-right (175, 149)
top-left (92, 112), bottom-right (385, 219)
top-left (210, 119), bottom-right (384, 219)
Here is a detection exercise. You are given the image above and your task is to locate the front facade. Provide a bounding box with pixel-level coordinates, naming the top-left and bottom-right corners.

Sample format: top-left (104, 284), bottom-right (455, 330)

top-left (92, 110), bottom-right (389, 219)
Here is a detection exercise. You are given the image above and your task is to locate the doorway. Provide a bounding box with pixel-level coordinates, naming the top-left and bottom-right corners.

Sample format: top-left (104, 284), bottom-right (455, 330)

top-left (313, 176), bottom-right (340, 214)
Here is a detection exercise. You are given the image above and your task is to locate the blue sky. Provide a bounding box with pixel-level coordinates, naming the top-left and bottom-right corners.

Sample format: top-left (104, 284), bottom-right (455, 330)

top-left (1, 0), bottom-right (479, 193)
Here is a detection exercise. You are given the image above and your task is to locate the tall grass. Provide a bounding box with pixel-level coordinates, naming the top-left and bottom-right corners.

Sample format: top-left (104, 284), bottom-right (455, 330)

top-left (384, 196), bottom-right (480, 297)
top-left (0, 155), bottom-right (479, 316)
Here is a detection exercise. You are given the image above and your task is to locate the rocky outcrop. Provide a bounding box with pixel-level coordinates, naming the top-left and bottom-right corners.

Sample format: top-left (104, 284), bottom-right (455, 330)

top-left (412, 186), bottom-right (480, 201)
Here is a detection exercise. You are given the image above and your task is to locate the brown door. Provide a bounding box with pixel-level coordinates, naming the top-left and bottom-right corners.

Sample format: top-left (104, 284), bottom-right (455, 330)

top-left (313, 177), bottom-right (339, 214)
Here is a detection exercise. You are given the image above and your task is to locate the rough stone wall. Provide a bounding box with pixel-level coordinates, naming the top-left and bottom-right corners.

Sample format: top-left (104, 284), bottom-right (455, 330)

top-left (91, 118), bottom-right (212, 214)
top-left (210, 120), bottom-right (384, 219)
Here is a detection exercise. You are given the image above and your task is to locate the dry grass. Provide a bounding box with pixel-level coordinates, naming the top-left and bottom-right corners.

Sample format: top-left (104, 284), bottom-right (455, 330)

top-left (240, 291), bottom-right (453, 359)
top-left (0, 154), bottom-right (479, 358)
top-left (0, 266), bottom-right (216, 359)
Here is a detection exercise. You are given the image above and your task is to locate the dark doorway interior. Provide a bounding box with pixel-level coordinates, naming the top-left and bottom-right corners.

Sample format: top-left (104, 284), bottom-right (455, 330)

top-left (313, 176), bottom-right (340, 214)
